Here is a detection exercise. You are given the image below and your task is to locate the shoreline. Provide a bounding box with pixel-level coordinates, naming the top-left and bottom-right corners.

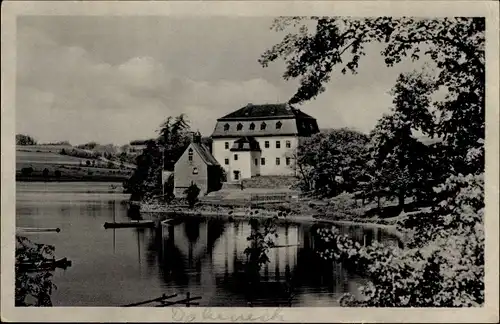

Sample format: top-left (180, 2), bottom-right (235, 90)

top-left (140, 203), bottom-right (403, 235)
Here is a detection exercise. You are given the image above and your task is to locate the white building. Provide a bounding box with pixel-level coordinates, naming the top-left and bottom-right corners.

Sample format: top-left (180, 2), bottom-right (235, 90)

top-left (211, 103), bottom-right (319, 182)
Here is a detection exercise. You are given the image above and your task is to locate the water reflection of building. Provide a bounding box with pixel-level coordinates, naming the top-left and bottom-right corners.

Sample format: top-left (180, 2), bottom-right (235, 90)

top-left (151, 217), bottom-right (402, 306)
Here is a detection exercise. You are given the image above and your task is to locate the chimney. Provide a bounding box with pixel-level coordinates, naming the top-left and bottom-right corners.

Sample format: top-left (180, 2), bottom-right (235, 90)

top-left (192, 131), bottom-right (202, 144)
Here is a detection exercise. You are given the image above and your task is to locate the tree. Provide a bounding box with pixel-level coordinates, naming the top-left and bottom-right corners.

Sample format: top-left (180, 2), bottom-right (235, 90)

top-left (295, 128), bottom-right (369, 197)
top-left (184, 183), bottom-right (201, 208)
top-left (21, 167), bottom-right (34, 177)
top-left (124, 140), bottom-right (163, 201)
top-left (16, 134), bottom-right (37, 145)
top-left (85, 160), bottom-right (91, 167)
top-left (124, 114), bottom-right (192, 201)
top-left (42, 168), bottom-right (49, 180)
top-left (77, 142), bottom-right (98, 150)
top-left (316, 173), bottom-right (484, 307)
top-left (365, 71), bottom-right (437, 209)
top-left (260, 17), bottom-right (484, 174)
top-left (54, 170), bottom-right (62, 179)
top-left (158, 114), bottom-right (191, 170)
top-left (163, 173), bottom-right (175, 203)
top-left (262, 17), bottom-right (485, 307)
top-left (208, 165), bottom-right (227, 193)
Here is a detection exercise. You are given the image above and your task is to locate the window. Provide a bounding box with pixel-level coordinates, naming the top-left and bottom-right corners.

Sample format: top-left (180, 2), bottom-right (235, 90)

top-left (260, 122), bottom-right (267, 130)
top-left (286, 157), bottom-right (291, 166)
top-left (264, 141), bottom-right (270, 148)
top-left (224, 123), bottom-right (230, 131)
top-left (249, 123), bottom-right (255, 130)
top-left (224, 158), bottom-right (229, 165)
top-left (188, 148), bottom-right (193, 161)
top-left (193, 167), bottom-right (199, 175)
top-left (261, 158), bottom-right (266, 165)
top-left (286, 140), bottom-right (291, 148)
top-left (237, 123), bottom-right (243, 131)
top-left (276, 157), bottom-right (281, 166)
top-left (276, 141), bottom-right (281, 149)
top-left (234, 154), bottom-right (238, 161)
top-left (276, 121), bottom-right (282, 130)
top-left (225, 142), bottom-right (229, 149)
top-left (254, 158), bottom-right (258, 166)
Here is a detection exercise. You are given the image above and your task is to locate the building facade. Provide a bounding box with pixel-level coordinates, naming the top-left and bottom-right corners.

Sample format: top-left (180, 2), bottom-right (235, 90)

top-left (173, 134), bottom-right (221, 197)
top-left (211, 103), bottom-right (319, 182)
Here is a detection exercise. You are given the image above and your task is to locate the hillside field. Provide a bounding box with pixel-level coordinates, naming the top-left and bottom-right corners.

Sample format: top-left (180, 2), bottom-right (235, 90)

top-left (16, 148), bottom-right (133, 182)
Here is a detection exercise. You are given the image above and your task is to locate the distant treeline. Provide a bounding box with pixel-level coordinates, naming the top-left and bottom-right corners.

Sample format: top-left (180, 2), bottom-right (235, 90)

top-left (17, 166), bottom-right (131, 182)
top-left (60, 148), bottom-right (101, 159)
top-left (16, 134), bottom-right (37, 146)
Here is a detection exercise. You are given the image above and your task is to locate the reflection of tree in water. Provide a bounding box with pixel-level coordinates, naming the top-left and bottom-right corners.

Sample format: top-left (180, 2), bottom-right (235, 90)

top-left (244, 218), bottom-right (277, 281)
top-left (227, 217), bottom-right (298, 306)
top-left (184, 218), bottom-right (201, 243)
top-left (159, 227), bottom-right (190, 287)
top-left (206, 218), bottom-right (227, 257)
top-left (127, 204), bottom-right (142, 221)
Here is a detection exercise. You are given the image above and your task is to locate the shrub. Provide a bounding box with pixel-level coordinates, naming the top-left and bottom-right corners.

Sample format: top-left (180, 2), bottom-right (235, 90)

top-left (184, 183), bottom-right (201, 208)
top-left (16, 236), bottom-right (57, 306)
top-left (315, 173), bottom-right (484, 307)
top-left (21, 167), bottom-right (34, 177)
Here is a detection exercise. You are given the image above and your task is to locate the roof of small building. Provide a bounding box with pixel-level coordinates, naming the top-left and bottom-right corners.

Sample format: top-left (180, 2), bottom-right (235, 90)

top-left (191, 143), bottom-right (219, 166)
top-left (229, 136), bottom-right (261, 152)
top-left (218, 103), bottom-right (315, 121)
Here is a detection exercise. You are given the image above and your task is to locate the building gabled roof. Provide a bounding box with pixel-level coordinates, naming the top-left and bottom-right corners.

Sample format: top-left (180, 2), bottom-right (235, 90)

top-left (218, 103), bottom-right (315, 121)
top-left (191, 143), bottom-right (219, 166)
top-left (229, 136), bottom-right (261, 152)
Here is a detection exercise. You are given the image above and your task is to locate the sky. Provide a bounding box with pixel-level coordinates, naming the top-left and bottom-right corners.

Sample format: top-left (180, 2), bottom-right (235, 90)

top-left (16, 16), bottom-right (429, 146)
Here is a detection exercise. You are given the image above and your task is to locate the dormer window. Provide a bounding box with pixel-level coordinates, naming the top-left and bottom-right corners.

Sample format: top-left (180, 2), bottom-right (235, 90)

top-left (276, 121), bottom-right (282, 130)
top-left (260, 122), bottom-right (267, 130)
top-left (237, 123), bottom-right (243, 131)
top-left (224, 123), bottom-right (230, 131)
top-left (249, 122), bottom-right (255, 130)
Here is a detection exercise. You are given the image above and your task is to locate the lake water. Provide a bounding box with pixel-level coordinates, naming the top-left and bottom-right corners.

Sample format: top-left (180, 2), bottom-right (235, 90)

top-left (16, 181), bottom-right (401, 307)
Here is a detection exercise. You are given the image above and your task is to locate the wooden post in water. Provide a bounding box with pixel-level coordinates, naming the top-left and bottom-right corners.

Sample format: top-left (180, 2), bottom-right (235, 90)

top-left (186, 292), bottom-right (191, 307)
